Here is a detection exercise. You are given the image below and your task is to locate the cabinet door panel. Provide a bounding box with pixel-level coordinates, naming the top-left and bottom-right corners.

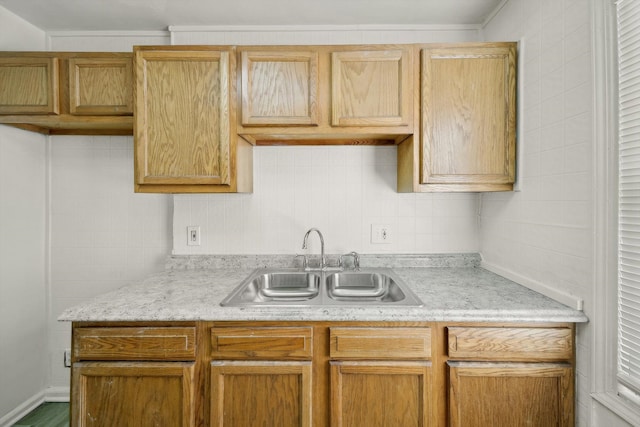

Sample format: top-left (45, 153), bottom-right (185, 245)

top-left (0, 57), bottom-right (59, 115)
top-left (211, 361), bottom-right (312, 427)
top-left (331, 361), bottom-right (431, 427)
top-left (332, 49), bottom-right (410, 127)
top-left (421, 45), bottom-right (516, 186)
top-left (72, 362), bottom-right (196, 427)
top-left (69, 57), bottom-right (132, 115)
top-left (135, 49), bottom-right (231, 186)
top-left (448, 362), bottom-right (573, 427)
top-left (241, 50), bottom-right (318, 126)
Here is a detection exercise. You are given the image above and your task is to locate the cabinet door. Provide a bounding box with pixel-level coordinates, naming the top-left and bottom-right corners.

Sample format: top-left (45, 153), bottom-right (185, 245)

top-left (72, 362), bottom-right (196, 427)
top-left (0, 57), bottom-right (59, 115)
top-left (68, 57), bottom-right (132, 115)
top-left (211, 360), bottom-right (312, 427)
top-left (448, 362), bottom-right (573, 427)
top-left (331, 48), bottom-right (410, 127)
top-left (240, 50), bottom-right (318, 126)
top-left (134, 49), bottom-right (231, 187)
top-left (331, 361), bottom-right (431, 427)
top-left (421, 45), bottom-right (516, 188)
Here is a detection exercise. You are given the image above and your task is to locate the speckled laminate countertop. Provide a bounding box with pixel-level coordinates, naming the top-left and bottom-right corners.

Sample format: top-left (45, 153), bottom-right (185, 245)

top-left (58, 254), bottom-right (588, 323)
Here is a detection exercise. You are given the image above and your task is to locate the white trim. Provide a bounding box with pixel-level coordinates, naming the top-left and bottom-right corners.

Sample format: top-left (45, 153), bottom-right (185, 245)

top-left (592, 392), bottom-right (640, 427)
top-left (46, 30), bottom-right (170, 37)
top-left (0, 390), bottom-right (45, 427)
top-left (592, 0), bottom-right (620, 395)
top-left (44, 386), bottom-right (70, 402)
top-left (0, 387), bottom-right (70, 427)
top-left (168, 24), bottom-right (482, 33)
top-left (481, 0), bottom-right (509, 29)
top-left (481, 261), bottom-right (584, 310)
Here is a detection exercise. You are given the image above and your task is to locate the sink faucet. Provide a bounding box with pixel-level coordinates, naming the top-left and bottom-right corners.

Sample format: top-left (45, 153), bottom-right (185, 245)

top-left (302, 228), bottom-right (326, 270)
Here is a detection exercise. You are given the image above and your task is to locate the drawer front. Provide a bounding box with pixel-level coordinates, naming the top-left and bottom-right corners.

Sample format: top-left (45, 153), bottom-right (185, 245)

top-left (73, 327), bottom-right (196, 361)
top-left (330, 327), bottom-right (431, 359)
top-left (448, 327), bottom-right (573, 361)
top-left (211, 327), bottom-right (313, 359)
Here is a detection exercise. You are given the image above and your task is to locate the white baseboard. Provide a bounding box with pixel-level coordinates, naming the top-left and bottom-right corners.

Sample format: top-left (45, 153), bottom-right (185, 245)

top-left (0, 387), bottom-right (69, 427)
top-left (0, 390), bottom-right (45, 427)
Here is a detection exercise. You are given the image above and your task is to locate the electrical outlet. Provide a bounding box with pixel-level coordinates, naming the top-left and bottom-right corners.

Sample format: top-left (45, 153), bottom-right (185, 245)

top-left (187, 226), bottom-right (201, 246)
top-left (371, 224), bottom-right (392, 244)
top-left (64, 349), bottom-right (71, 368)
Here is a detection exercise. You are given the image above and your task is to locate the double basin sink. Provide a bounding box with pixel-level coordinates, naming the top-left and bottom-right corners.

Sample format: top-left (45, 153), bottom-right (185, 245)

top-left (220, 267), bottom-right (423, 307)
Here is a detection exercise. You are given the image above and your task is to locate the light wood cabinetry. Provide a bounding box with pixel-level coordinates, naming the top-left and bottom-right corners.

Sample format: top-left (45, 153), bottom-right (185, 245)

top-left (210, 326), bottom-right (313, 426)
top-left (0, 52), bottom-right (133, 134)
top-left (71, 322), bottom-right (570, 426)
top-left (240, 50), bottom-right (319, 126)
top-left (447, 326), bottom-right (574, 427)
top-left (237, 45), bottom-right (414, 145)
top-left (398, 42), bottom-right (517, 192)
top-left (0, 56), bottom-right (59, 115)
top-left (68, 57), bottom-right (132, 116)
top-left (330, 327), bottom-right (432, 427)
top-left (133, 46), bottom-right (252, 193)
top-left (71, 326), bottom-right (198, 426)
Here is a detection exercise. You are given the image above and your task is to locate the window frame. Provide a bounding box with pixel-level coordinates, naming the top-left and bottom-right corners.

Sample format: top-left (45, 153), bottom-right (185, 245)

top-left (593, 0), bottom-right (640, 422)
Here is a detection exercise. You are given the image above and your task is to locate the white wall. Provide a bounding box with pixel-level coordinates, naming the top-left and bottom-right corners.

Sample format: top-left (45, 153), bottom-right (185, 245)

top-left (174, 146), bottom-right (480, 255)
top-left (172, 26), bottom-right (482, 256)
top-left (0, 6), bottom-right (47, 424)
top-left (480, 0), bottom-right (595, 425)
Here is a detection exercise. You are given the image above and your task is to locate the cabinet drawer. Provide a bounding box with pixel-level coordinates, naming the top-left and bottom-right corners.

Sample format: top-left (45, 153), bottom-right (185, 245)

top-left (73, 327), bottom-right (196, 361)
top-left (447, 327), bottom-right (573, 361)
top-left (211, 327), bottom-right (313, 359)
top-left (330, 327), bottom-right (431, 359)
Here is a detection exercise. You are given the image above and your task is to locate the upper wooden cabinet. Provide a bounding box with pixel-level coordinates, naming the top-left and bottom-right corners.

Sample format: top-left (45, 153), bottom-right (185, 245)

top-left (133, 46), bottom-right (252, 193)
top-left (0, 52), bottom-right (133, 134)
top-left (68, 57), bottom-right (132, 115)
top-left (398, 42), bottom-right (517, 192)
top-left (236, 45), bottom-right (414, 145)
top-left (240, 50), bottom-right (319, 126)
top-left (331, 49), bottom-right (410, 127)
top-left (0, 56), bottom-right (59, 115)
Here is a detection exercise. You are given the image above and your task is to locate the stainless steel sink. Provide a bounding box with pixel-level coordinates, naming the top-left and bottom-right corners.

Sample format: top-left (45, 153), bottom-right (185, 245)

top-left (220, 268), bottom-right (423, 307)
top-left (220, 269), bottom-right (321, 306)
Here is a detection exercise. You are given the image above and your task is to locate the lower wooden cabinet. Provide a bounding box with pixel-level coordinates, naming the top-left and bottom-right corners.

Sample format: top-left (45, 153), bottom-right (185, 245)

top-left (72, 362), bottom-right (196, 427)
top-left (448, 362), bottom-right (573, 427)
top-left (70, 321), bottom-right (575, 427)
top-left (210, 361), bottom-right (312, 426)
top-left (331, 361), bottom-right (431, 427)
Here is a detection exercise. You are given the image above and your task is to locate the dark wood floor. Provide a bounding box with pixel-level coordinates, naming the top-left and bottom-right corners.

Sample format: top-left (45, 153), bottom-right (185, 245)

top-left (12, 402), bottom-right (69, 427)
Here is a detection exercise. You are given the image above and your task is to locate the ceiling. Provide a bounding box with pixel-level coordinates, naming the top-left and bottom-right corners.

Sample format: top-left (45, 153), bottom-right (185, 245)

top-left (0, 0), bottom-right (504, 32)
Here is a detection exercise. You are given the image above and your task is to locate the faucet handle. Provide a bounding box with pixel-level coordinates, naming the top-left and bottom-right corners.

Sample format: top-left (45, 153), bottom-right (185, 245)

top-left (342, 251), bottom-right (360, 270)
top-left (295, 254), bottom-right (309, 270)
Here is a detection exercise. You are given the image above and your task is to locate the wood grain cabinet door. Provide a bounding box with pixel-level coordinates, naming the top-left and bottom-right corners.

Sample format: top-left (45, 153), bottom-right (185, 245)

top-left (134, 48), bottom-right (232, 187)
top-left (331, 48), bottom-right (411, 127)
top-left (72, 362), bottom-right (196, 427)
top-left (331, 361), bottom-right (432, 427)
top-left (448, 362), bottom-right (573, 427)
top-left (240, 50), bottom-right (318, 126)
top-left (68, 56), bottom-right (132, 115)
top-left (211, 360), bottom-right (312, 427)
top-left (421, 44), bottom-right (516, 190)
top-left (0, 56), bottom-right (59, 115)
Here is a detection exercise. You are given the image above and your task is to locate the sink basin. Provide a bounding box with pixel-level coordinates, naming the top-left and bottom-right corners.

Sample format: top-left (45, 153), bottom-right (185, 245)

top-left (220, 270), bottom-right (321, 306)
top-left (326, 271), bottom-right (405, 301)
top-left (221, 268), bottom-right (423, 307)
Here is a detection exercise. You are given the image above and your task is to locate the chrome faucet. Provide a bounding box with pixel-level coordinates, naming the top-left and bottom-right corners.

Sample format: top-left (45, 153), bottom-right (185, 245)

top-left (302, 228), bottom-right (326, 270)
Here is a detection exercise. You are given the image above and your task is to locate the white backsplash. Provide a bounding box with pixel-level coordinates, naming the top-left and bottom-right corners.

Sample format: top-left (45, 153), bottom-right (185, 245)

top-left (173, 145), bottom-right (480, 255)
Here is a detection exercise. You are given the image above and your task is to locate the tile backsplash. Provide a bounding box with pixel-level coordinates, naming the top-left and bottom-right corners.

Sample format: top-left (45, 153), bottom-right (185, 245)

top-left (173, 145), bottom-right (480, 255)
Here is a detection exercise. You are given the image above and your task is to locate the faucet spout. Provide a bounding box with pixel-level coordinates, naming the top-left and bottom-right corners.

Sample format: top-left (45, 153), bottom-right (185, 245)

top-left (302, 228), bottom-right (326, 270)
